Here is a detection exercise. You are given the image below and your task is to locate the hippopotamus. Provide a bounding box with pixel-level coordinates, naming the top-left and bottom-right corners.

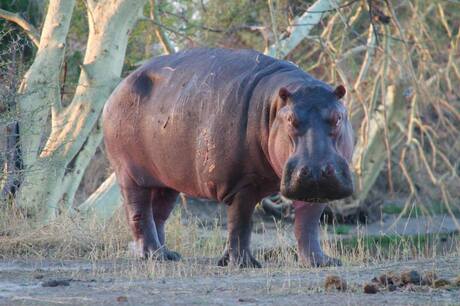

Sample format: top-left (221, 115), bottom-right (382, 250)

top-left (103, 48), bottom-right (354, 267)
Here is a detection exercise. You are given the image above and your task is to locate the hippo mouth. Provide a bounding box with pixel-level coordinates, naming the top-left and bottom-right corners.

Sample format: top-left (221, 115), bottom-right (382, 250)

top-left (280, 166), bottom-right (354, 202)
top-left (281, 190), bottom-right (352, 203)
top-left (295, 197), bottom-right (334, 203)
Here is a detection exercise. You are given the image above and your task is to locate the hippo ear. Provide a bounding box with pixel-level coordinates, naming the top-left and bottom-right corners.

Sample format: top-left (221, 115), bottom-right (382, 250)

top-left (279, 87), bottom-right (291, 101)
top-left (334, 85), bottom-right (346, 100)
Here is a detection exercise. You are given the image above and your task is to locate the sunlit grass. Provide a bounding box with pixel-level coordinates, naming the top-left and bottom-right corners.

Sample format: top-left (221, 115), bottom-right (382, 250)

top-left (1, 201), bottom-right (458, 281)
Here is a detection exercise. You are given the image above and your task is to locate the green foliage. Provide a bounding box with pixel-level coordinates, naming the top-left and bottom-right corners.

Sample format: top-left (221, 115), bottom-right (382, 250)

top-left (67, 0), bottom-right (88, 41)
top-left (334, 224), bottom-right (351, 235)
top-left (382, 204), bottom-right (403, 215)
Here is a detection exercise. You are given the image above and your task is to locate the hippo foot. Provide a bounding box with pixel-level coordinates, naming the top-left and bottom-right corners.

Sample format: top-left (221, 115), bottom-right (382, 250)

top-left (144, 248), bottom-right (182, 261)
top-left (299, 252), bottom-right (342, 267)
top-left (157, 248), bottom-right (182, 261)
top-left (217, 250), bottom-right (262, 268)
top-left (129, 241), bottom-right (181, 261)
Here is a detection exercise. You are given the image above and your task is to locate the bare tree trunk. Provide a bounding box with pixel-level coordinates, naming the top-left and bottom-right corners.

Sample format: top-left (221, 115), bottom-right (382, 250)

top-left (15, 0), bottom-right (147, 220)
top-left (17, 0), bottom-right (75, 170)
top-left (78, 173), bottom-right (121, 220)
top-left (1, 122), bottom-right (22, 197)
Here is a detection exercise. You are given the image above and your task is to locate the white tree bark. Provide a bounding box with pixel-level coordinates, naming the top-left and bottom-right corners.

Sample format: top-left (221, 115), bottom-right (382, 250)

top-left (352, 83), bottom-right (408, 201)
top-left (265, 0), bottom-right (338, 58)
top-left (16, 0), bottom-right (147, 220)
top-left (78, 173), bottom-right (122, 220)
top-left (17, 0), bottom-right (75, 168)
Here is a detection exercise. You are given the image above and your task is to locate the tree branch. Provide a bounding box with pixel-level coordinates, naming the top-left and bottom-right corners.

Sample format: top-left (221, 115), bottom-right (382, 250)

top-left (265, 0), bottom-right (340, 58)
top-left (149, 0), bottom-right (175, 54)
top-left (0, 8), bottom-right (40, 47)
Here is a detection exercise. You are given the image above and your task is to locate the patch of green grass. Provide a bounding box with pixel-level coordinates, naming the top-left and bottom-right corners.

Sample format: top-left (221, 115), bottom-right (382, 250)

top-left (382, 204), bottom-right (403, 215)
top-left (335, 232), bottom-right (459, 261)
top-left (334, 224), bottom-right (351, 235)
top-left (383, 203), bottom-right (451, 217)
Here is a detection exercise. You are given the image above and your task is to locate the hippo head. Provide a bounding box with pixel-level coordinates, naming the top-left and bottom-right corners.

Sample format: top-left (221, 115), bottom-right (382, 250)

top-left (268, 84), bottom-right (354, 202)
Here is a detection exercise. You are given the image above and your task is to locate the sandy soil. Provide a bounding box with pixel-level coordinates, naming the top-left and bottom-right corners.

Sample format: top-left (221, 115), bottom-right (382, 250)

top-left (1, 256), bottom-right (459, 305)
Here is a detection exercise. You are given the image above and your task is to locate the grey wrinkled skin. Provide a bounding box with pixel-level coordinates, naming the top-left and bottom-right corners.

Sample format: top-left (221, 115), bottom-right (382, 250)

top-left (103, 48), bottom-right (354, 267)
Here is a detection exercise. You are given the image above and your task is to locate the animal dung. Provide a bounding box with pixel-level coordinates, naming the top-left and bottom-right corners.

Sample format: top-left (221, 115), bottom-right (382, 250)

top-left (421, 271), bottom-right (438, 286)
top-left (324, 275), bottom-right (347, 292)
top-left (363, 283), bottom-right (379, 294)
top-left (116, 296), bottom-right (128, 302)
top-left (400, 270), bottom-right (422, 285)
top-left (378, 271), bottom-right (400, 286)
top-left (433, 279), bottom-right (451, 288)
top-left (369, 270), bottom-right (456, 292)
top-left (387, 284), bottom-right (398, 292)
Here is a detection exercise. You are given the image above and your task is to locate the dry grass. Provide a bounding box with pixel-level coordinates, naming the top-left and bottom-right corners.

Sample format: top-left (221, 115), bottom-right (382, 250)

top-left (1, 202), bottom-right (458, 281)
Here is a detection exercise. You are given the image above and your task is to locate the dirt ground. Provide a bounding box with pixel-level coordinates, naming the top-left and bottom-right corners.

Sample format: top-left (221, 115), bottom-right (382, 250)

top-left (1, 256), bottom-right (459, 305)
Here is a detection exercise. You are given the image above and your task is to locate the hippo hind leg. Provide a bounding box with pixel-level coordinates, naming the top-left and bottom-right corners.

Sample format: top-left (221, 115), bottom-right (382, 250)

top-left (151, 188), bottom-right (181, 261)
top-left (218, 187), bottom-right (261, 268)
top-left (120, 178), bottom-right (179, 261)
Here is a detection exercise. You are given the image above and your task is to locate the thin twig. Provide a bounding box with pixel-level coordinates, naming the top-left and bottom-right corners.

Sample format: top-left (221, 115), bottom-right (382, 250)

top-left (149, 0), bottom-right (175, 54)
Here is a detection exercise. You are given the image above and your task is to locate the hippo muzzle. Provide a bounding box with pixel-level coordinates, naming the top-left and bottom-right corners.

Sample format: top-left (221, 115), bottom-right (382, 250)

top-left (280, 155), bottom-right (354, 202)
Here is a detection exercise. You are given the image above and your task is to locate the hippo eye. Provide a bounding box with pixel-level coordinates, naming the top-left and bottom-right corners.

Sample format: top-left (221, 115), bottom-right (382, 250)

top-left (329, 112), bottom-right (343, 137)
top-left (330, 112), bottom-right (342, 128)
top-left (287, 113), bottom-right (299, 128)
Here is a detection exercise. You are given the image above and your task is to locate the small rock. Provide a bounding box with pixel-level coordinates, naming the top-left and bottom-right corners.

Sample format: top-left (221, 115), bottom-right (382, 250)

top-left (388, 284), bottom-right (398, 292)
top-left (116, 296), bottom-right (128, 302)
top-left (421, 271), bottom-right (438, 286)
top-left (324, 275), bottom-right (347, 292)
top-left (33, 274), bottom-right (44, 280)
top-left (238, 298), bottom-right (257, 303)
top-left (363, 283), bottom-right (379, 294)
top-left (41, 279), bottom-right (70, 287)
top-left (400, 270), bottom-right (422, 285)
top-left (433, 278), bottom-right (451, 288)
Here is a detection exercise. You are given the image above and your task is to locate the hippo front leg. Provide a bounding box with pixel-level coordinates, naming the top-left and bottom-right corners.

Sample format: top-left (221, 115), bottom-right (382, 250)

top-left (293, 201), bottom-right (341, 267)
top-left (218, 188), bottom-right (261, 268)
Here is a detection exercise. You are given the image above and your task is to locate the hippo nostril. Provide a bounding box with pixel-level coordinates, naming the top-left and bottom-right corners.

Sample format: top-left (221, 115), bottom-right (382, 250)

top-left (321, 163), bottom-right (335, 177)
top-left (299, 166), bottom-right (310, 178)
